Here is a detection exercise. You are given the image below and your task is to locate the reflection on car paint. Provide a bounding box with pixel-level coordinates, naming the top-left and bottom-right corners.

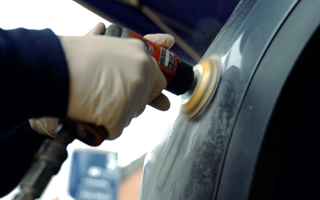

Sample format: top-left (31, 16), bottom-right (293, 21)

top-left (221, 33), bottom-right (243, 73)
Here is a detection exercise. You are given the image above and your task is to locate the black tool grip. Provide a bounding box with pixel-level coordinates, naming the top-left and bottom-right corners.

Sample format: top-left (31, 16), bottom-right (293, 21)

top-left (166, 59), bottom-right (194, 95)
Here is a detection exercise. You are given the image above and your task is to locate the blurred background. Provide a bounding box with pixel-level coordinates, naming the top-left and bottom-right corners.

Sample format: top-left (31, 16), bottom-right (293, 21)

top-left (0, 0), bottom-right (181, 199)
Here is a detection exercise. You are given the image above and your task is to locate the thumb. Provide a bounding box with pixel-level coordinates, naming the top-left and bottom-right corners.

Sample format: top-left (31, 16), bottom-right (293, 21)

top-left (149, 93), bottom-right (170, 111)
top-left (85, 22), bottom-right (106, 36)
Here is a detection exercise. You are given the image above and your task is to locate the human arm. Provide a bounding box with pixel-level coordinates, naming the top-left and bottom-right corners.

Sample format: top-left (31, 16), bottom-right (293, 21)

top-left (0, 28), bottom-right (69, 132)
top-left (0, 27), bottom-right (69, 197)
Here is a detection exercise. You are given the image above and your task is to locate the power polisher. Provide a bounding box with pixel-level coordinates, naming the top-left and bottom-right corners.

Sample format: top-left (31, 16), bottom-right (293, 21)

top-left (14, 25), bottom-right (221, 200)
top-left (105, 24), bottom-right (221, 119)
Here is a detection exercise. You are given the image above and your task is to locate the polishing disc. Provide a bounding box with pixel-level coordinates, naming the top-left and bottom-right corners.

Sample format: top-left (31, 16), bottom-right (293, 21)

top-left (181, 56), bottom-right (221, 118)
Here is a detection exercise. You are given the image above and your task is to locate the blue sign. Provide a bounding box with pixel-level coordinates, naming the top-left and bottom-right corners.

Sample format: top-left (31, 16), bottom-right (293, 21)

top-left (69, 150), bottom-right (119, 200)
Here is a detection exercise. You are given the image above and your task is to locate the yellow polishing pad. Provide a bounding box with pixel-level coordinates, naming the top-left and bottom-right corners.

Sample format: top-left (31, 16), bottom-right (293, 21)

top-left (181, 56), bottom-right (221, 118)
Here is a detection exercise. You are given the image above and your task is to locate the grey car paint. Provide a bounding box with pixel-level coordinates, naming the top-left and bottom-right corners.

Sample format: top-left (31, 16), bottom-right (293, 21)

top-left (139, 0), bottom-right (298, 199)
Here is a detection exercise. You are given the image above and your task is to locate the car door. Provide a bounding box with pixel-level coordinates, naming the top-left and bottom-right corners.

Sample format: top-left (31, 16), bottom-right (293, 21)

top-left (139, 0), bottom-right (320, 199)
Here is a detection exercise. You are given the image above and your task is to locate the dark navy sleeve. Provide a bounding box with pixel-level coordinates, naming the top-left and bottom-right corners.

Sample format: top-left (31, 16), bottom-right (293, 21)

top-left (0, 28), bottom-right (69, 197)
top-left (0, 122), bottom-right (50, 197)
top-left (0, 28), bottom-right (69, 132)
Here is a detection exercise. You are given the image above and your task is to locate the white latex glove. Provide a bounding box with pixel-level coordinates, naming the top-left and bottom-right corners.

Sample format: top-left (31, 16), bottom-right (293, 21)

top-left (30, 23), bottom-right (175, 140)
top-left (62, 35), bottom-right (168, 139)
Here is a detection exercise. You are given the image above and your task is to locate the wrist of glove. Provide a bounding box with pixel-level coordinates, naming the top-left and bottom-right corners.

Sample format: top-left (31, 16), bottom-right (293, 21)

top-left (30, 23), bottom-right (175, 140)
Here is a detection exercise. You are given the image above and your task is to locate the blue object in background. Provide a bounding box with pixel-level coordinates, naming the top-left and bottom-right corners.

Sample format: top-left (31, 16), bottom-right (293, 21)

top-left (69, 150), bottom-right (119, 200)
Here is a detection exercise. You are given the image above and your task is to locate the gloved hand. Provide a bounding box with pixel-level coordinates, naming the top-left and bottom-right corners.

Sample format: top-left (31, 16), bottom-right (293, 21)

top-left (30, 23), bottom-right (175, 140)
top-left (29, 23), bottom-right (107, 137)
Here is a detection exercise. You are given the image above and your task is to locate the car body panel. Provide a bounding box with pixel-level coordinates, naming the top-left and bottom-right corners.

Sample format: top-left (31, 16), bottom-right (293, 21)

top-left (216, 1), bottom-right (320, 199)
top-left (139, 0), bottom-right (298, 200)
